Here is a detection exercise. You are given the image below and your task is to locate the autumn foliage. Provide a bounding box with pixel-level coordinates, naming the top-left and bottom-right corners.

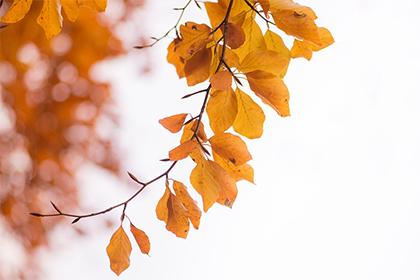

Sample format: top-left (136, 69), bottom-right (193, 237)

top-left (1, 0), bottom-right (333, 276)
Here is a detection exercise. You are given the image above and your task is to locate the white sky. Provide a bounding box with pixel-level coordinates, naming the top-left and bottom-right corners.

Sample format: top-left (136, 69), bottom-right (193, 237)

top-left (38, 0), bottom-right (420, 279)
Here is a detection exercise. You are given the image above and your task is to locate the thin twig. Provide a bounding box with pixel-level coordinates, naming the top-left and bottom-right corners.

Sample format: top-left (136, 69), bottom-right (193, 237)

top-left (135, 0), bottom-right (195, 49)
top-left (242, 0), bottom-right (276, 25)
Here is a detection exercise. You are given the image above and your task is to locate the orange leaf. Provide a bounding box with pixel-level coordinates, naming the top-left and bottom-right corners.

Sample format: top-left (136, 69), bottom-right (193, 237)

top-left (159, 113), bottom-right (188, 133)
top-left (168, 140), bottom-right (199, 161)
top-left (130, 223), bottom-right (150, 255)
top-left (209, 133), bottom-right (252, 166)
top-left (226, 22), bottom-right (246, 49)
top-left (175, 22), bottom-right (212, 60)
top-left (167, 39), bottom-right (185, 78)
top-left (106, 226), bottom-right (132, 276)
top-left (210, 71), bottom-right (232, 91)
top-left (173, 180), bottom-right (202, 229)
top-left (184, 47), bottom-right (212, 86)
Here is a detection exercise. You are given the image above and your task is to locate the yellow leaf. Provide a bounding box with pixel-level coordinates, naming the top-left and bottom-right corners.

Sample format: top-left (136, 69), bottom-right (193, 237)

top-left (190, 158), bottom-right (237, 211)
top-left (264, 30), bottom-right (290, 77)
top-left (213, 151), bottom-right (254, 183)
top-left (184, 47), bottom-right (212, 86)
top-left (37, 0), bottom-right (62, 39)
top-left (159, 113), bottom-right (188, 133)
top-left (1, 0), bottom-right (33, 23)
top-left (167, 39), bottom-right (185, 78)
top-left (106, 226), bottom-right (132, 276)
top-left (239, 49), bottom-right (289, 77)
top-left (291, 27), bottom-right (334, 60)
top-left (209, 132), bottom-right (252, 166)
top-left (290, 39), bottom-right (313, 60)
top-left (226, 22), bottom-right (245, 49)
top-left (156, 184), bottom-right (190, 238)
top-left (168, 140), bottom-right (199, 161)
top-left (246, 70), bottom-right (290, 117)
top-left (233, 88), bottom-right (265, 139)
top-left (206, 88), bottom-right (237, 134)
top-left (210, 71), bottom-right (232, 91)
top-left (129, 223), bottom-right (150, 255)
top-left (173, 180), bottom-right (202, 229)
top-left (233, 15), bottom-right (266, 61)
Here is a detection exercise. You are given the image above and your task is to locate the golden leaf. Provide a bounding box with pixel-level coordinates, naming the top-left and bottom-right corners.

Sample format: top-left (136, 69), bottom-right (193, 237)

top-left (209, 132), bottom-right (252, 166)
top-left (233, 15), bottom-right (266, 61)
top-left (206, 88), bottom-right (237, 134)
top-left (213, 151), bottom-right (254, 183)
top-left (233, 88), bottom-right (265, 139)
top-left (190, 158), bottom-right (237, 211)
top-left (239, 49), bottom-right (289, 77)
top-left (291, 27), bottom-right (335, 60)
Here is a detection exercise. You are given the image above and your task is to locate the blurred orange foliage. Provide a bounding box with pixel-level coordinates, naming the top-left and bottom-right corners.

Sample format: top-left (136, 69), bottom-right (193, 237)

top-left (0, 0), bottom-right (143, 277)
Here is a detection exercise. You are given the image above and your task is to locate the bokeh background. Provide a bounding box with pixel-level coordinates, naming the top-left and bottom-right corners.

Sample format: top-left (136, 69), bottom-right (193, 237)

top-left (1, 0), bottom-right (420, 279)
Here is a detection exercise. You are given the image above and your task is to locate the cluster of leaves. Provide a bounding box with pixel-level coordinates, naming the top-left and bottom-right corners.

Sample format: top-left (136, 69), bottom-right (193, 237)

top-left (0, 0), bottom-right (144, 277)
top-left (2, 0), bottom-right (333, 277)
top-left (107, 0), bottom-right (333, 275)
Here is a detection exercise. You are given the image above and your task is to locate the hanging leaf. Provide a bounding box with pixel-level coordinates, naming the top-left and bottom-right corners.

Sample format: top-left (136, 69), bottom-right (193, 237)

top-left (130, 223), bottom-right (151, 255)
top-left (106, 226), bottom-right (132, 276)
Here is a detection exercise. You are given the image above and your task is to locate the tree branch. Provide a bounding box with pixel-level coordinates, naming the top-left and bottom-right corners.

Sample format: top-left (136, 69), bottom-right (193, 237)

top-left (31, 0), bottom-right (236, 224)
